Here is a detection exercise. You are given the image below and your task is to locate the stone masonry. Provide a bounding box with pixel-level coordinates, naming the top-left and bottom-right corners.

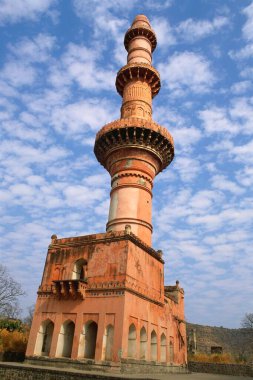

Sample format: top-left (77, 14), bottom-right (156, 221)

top-left (187, 322), bottom-right (253, 361)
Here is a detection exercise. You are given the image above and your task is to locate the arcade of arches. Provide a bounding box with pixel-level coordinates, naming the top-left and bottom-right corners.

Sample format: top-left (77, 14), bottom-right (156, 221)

top-left (34, 319), bottom-right (175, 363)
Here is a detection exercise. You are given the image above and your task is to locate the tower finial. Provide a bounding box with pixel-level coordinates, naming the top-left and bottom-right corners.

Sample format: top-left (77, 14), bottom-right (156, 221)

top-left (124, 14), bottom-right (157, 65)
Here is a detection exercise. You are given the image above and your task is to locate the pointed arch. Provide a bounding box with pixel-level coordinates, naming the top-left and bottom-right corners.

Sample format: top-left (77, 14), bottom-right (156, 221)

top-left (160, 333), bottom-right (166, 362)
top-left (140, 326), bottom-right (147, 360)
top-left (34, 319), bottom-right (54, 356)
top-left (151, 330), bottom-right (157, 361)
top-left (78, 320), bottom-right (98, 359)
top-left (127, 323), bottom-right (137, 358)
top-left (72, 258), bottom-right (87, 280)
top-left (56, 320), bottom-right (75, 358)
top-left (102, 324), bottom-right (114, 361)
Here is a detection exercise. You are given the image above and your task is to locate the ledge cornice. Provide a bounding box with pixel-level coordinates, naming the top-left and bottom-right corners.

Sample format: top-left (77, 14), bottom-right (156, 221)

top-left (48, 231), bottom-right (164, 263)
top-left (116, 63), bottom-right (160, 98)
top-left (94, 118), bottom-right (174, 171)
top-left (124, 26), bottom-right (157, 52)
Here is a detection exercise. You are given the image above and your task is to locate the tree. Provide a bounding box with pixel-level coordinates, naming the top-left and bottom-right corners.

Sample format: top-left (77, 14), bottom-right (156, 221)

top-left (23, 304), bottom-right (35, 327)
top-left (0, 264), bottom-right (24, 318)
top-left (241, 313), bottom-right (253, 328)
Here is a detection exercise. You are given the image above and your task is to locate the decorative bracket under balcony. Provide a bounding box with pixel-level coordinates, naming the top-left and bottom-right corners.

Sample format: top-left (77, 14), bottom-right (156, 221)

top-left (52, 279), bottom-right (87, 299)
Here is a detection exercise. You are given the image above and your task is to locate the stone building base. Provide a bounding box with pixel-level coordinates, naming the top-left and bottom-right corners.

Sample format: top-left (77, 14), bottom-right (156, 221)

top-left (25, 356), bottom-right (189, 375)
top-left (188, 361), bottom-right (253, 377)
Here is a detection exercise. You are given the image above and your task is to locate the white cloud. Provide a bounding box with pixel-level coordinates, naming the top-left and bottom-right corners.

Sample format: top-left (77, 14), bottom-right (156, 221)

top-left (144, 0), bottom-right (173, 10)
top-left (203, 230), bottom-right (251, 246)
top-left (0, 139), bottom-right (69, 166)
top-left (0, 61), bottom-right (36, 87)
top-left (232, 139), bottom-right (253, 163)
top-left (0, 0), bottom-right (57, 24)
top-left (236, 166), bottom-right (253, 187)
top-left (211, 174), bottom-right (245, 195)
top-left (153, 106), bottom-right (185, 127)
top-left (8, 34), bottom-right (56, 63)
top-left (229, 44), bottom-right (253, 60)
top-left (50, 43), bottom-right (115, 91)
top-left (158, 52), bottom-right (215, 95)
top-left (72, 1), bottom-right (173, 64)
top-left (229, 97), bottom-right (253, 127)
top-left (240, 66), bottom-right (253, 78)
top-left (177, 16), bottom-right (229, 42)
top-left (242, 1), bottom-right (253, 41)
top-left (151, 17), bottom-right (176, 47)
top-left (199, 98), bottom-right (253, 137)
top-left (188, 205), bottom-right (253, 231)
top-left (73, 1), bottom-right (130, 65)
top-left (199, 106), bottom-right (239, 135)
top-left (172, 127), bottom-right (202, 151)
top-left (63, 185), bottom-right (107, 208)
top-left (230, 80), bottom-right (251, 94)
top-left (0, 80), bottom-right (19, 97)
top-left (152, 106), bottom-right (202, 151)
top-left (150, 15), bottom-right (229, 49)
top-left (1, 120), bottom-right (47, 143)
top-left (50, 98), bottom-right (118, 137)
top-left (190, 190), bottom-right (223, 213)
top-left (174, 156), bottom-right (201, 182)
top-left (73, 0), bottom-right (131, 38)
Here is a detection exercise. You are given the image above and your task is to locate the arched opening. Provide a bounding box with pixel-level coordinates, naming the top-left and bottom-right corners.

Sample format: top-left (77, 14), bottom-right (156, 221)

top-left (169, 341), bottom-right (174, 363)
top-left (72, 259), bottom-right (87, 280)
top-left (140, 326), bottom-right (147, 360)
top-left (127, 323), bottom-right (137, 358)
top-left (56, 320), bottom-right (75, 358)
top-left (102, 324), bottom-right (114, 361)
top-left (83, 321), bottom-right (98, 359)
top-left (160, 333), bottom-right (167, 362)
top-left (151, 330), bottom-right (157, 361)
top-left (34, 319), bottom-right (54, 356)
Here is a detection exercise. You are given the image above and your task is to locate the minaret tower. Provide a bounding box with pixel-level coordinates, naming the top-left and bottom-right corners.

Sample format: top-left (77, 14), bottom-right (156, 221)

top-left (26, 15), bottom-right (187, 372)
top-left (94, 15), bottom-right (174, 246)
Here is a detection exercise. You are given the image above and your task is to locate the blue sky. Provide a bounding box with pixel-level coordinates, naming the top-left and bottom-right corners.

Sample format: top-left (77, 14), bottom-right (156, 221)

top-left (0, 0), bottom-right (253, 328)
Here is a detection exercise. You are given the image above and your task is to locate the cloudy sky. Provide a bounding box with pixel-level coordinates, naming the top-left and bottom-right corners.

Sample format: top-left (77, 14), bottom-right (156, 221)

top-left (0, 0), bottom-right (253, 328)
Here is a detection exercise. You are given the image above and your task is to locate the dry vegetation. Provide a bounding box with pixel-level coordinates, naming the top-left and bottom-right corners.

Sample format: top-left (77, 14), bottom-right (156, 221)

top-left (189, 352), bottom-right (248, 364)
top-left (0, 328), bottom-right (29, 353)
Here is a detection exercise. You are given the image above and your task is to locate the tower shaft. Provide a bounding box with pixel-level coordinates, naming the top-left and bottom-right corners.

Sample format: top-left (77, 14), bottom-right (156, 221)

top-left (94, 15), bottom-right (174, 246)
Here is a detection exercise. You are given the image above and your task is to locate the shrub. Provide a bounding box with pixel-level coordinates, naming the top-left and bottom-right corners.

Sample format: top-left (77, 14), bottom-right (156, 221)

top-left (188, 352), bottom-right (246, 364)
top-left (0, 328), bottom-right (28, 353)
top-left (0, 319), bottom-right (23, 332)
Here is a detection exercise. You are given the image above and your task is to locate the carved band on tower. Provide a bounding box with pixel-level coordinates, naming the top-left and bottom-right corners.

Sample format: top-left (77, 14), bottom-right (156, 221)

top-left (94, 15), bottom-right (174, 246)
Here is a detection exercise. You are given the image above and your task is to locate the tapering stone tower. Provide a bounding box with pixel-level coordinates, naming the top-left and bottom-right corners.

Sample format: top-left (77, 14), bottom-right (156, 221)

top-left (26, 15), bottom-right (187, 374)
top-left (94, 15), bottom-right (174, 246)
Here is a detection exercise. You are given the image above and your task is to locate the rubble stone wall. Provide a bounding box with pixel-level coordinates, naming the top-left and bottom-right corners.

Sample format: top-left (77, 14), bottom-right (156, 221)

top-left (0, 362), bottom-right (187, 380)
top-left (187, 322), bottom-right (253, 360)
top-left (0, 363), bottom-right (118, 380)
top-left (189, 361), bottom-right (253, 377)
